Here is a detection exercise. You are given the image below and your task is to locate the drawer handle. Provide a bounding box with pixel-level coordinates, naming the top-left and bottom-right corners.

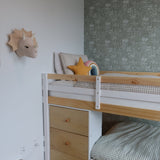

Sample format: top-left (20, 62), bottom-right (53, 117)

top-left (64, 141), bottom-right (70, 146)
top-left (65, 118), bottom-right (70, 123)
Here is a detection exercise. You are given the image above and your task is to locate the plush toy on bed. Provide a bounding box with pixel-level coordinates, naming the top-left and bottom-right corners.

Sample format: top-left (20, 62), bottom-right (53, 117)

top-left (67, 57), bottom-right (99, 76)
top-left (67, 57), bottom-right (91, 75)
top-left (84, 60), bottom-right (99, 76)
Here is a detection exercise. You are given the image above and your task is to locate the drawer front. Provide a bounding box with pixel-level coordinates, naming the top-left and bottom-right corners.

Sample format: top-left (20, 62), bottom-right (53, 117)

top-left (51, 149), bottom-right (85, 160)
top-left (50, 106), bottom-right (88, 136)
top-left (50, 128), bottom-right (88, 160)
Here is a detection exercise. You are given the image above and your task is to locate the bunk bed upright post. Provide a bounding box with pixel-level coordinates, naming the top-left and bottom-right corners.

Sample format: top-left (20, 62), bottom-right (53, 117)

top-left (42, 73), bottom-right (50, 160)
top-left (96, 76), bottom-right (101, 110)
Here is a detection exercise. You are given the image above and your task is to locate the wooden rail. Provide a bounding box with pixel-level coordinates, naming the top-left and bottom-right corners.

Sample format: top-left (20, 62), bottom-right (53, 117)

top-left (100, 71), bottom-right (160, 76)
top-left (48, 96), bottom-right (160, 121)
top-left (47, 72), bottom-right (160, 86)
top-left (101, 76), bottom-right (160, 86)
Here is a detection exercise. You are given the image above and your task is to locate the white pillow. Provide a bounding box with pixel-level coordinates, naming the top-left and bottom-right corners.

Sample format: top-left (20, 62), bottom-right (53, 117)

top-left (59, 52), bottom-right (88, 75)
top-left (54, 52), bottom-right (64, 74)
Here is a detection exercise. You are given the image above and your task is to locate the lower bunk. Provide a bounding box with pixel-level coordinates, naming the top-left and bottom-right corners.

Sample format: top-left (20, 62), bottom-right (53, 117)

top-left (48, 105), bottom-right (160, 160)
top-left (91, 121), bottom-right (160, 160)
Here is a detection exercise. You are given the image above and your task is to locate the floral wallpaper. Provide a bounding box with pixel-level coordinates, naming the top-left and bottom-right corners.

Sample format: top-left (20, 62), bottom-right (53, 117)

top-left (85, 0), bottom-right (160, 125)
top-left (84, 0), bottom-right (160, 72)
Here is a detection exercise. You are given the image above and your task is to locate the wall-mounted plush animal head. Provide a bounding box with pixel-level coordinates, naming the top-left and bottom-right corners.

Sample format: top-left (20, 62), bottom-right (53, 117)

top-left (8, 28), bottom-right (38, 58)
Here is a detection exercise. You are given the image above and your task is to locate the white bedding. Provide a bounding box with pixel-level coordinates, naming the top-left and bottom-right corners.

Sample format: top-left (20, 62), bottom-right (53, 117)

top-left (74, 82), bottom-right (160, 95)
top-left (49, 80), bottom-right (75, 87)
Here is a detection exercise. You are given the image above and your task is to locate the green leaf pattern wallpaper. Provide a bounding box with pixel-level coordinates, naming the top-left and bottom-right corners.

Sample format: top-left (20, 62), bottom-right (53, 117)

top-left (84, 0), bottom-right (160, 72)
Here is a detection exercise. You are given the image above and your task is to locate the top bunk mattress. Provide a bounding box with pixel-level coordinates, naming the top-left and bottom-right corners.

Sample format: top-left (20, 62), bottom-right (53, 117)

top-left (48, 72), bottom-right (160, 95)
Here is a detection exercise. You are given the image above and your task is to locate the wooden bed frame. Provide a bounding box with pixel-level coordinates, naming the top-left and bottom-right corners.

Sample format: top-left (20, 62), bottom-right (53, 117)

top-left (42, 71), bottom-right (160, 160)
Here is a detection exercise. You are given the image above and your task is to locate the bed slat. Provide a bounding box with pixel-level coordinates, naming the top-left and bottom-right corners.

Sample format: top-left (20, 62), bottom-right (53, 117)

top-left (100, 71), bottom-right (160, 76)
top-left (48, 74), bottom-right (96, 82)
top-left (101, 76), bottom-right (160, 86)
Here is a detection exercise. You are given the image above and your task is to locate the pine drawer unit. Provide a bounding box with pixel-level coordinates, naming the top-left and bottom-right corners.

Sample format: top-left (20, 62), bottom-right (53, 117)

top-left (50, 106), bottom-right (88, 136)
top-left (49, 106), bottom-right (102, 160)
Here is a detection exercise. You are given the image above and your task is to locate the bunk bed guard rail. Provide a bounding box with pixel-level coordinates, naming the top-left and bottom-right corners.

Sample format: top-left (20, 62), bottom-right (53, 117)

top-left (46, 73), bottom-right (102, 110)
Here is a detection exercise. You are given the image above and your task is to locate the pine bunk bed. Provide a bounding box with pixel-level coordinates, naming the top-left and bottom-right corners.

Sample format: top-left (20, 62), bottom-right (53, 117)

top-left (42, 71), bottom-right (160, 160)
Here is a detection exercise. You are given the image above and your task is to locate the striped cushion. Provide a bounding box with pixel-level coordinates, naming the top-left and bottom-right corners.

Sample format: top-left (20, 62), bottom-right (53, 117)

top-left (91, 121), bottom-right (160, 160)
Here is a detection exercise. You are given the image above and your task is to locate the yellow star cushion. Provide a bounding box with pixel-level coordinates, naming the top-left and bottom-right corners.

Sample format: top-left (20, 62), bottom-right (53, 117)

top-left (67, 57), bottom-right (91, 75)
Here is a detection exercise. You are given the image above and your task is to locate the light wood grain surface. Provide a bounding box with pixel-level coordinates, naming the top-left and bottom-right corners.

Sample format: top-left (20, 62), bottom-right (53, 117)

top-left (47, 72), bottom-right (160, 86)
top-left (49, 96), bottom-right (160, 121)
top-left (50, 128), bottom-right (88, 160)
top-left (51, 149), bottom-right (85, 160)
top-left (50, 106), bottom-right (88, 136)
top-left (100, 71), bottom-right (160, 76)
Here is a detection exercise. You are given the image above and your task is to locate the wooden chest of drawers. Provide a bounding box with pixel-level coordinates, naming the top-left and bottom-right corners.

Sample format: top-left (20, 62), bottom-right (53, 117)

top-left (50, 106), bottom-right (88, 136)
top-left (50, 106), bottom-right (89, 160)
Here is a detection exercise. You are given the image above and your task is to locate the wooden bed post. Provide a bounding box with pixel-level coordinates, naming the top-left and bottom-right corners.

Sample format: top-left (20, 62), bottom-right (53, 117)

top-left (42, 74), bottom-right (50, 160)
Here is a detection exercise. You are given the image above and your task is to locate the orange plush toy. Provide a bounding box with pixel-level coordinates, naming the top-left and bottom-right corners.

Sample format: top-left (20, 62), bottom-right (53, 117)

top-left (67, 57), bottom-right (91, 75)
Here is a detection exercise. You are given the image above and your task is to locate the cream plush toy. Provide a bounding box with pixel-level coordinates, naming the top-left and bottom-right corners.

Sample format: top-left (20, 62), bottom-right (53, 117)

top-left (8, 28), bottom-right (38, 58)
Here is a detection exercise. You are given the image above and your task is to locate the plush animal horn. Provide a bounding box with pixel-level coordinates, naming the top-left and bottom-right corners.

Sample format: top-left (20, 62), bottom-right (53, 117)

top-left (31, 33), bottom-right (35, 39)
top-left (22, 31), bottom-right (26, 40)
top-left (31, 33), bottom-right (37, 47)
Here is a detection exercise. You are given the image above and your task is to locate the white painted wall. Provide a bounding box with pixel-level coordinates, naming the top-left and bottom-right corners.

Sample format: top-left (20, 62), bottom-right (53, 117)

top-left (0, 0), bottom-right (84, 160)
